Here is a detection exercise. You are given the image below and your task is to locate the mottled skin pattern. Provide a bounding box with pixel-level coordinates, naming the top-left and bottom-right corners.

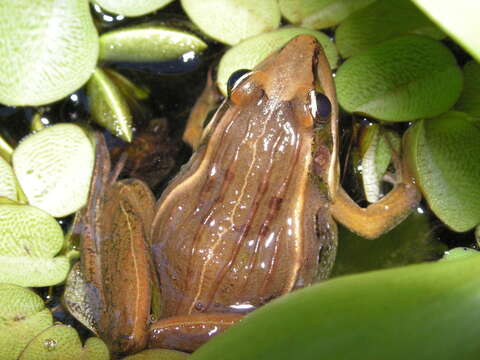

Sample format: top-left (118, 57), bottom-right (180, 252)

top-left (151, 35), bottom-right (338, 322)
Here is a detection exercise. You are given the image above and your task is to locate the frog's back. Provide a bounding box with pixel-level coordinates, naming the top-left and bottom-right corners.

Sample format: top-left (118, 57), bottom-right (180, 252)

top-left (151, 35), bottom-right (337, 317)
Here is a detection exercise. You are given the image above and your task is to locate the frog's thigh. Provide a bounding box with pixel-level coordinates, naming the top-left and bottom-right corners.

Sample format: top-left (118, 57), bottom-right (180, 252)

top-left (331, 180), bottom-right (421, 240)
top-left (148, 313), bottom-right (242, 352)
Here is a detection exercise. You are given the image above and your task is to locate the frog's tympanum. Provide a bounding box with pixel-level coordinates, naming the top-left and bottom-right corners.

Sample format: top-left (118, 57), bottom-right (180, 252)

top-left (65, 35), bottom-right (420, 356)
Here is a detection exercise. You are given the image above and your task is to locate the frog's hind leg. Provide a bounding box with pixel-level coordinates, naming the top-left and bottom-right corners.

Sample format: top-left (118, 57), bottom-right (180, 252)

top-left (148, 313), bottom-right (242, 352)
top-left (182, 68), bottom-right (222, 150)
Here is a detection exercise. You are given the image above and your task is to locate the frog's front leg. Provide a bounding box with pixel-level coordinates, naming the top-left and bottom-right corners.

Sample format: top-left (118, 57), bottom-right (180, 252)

top-left (148, 313), bottom-right (243, 352)
top-left (330, 159), bottom-right (421, 239)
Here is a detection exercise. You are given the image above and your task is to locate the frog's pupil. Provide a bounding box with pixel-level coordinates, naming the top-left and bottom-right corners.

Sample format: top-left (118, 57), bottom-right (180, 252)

top-left (227, 69), bottom-right (250, 95)
top-left (315, 92), bottom-right (332, 118)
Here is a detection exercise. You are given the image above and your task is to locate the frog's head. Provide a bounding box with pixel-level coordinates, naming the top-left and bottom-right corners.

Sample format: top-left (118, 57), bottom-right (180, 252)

top-left (226, 34), bottom-right (340, 199)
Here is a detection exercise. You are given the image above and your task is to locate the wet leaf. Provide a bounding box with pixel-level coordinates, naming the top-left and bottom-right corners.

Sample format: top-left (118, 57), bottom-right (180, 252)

top-left (455, 60), bottom-right (480, 118)
top-left (279, 0), bottom-right (375, 29)
top-left (94, 0), bottom-right (174, 17)
top-left (0, 156), bottom-right (17, 201)
top-left (0, 134), bottom-right (14, 162)
top-left (217, 27), bottom-right (338, 95)
top-left (191, 255), bottom-right (480, 360)
top-left (335, 35), bottom-right (462, 122)
top-left (412, 0), bottom-right (480, 62)
top-left (336, 0), bottom-right (444, 58)
top-left (441, 247), bottom-right (480, 262)
top-left (181, 0), bottom-right (280, 45)
top-left (0, 204), bottom-right (69, 286)
top-left (404, 111), bottom-right (480, 232)
top-left (0, 0), bottom-right (98, 106)
top-left (124, 349), bottom-right (189, 359)
top-left (104, 69), bottom-right (150, 106)
top-left (12, 124), bottom-right (95, 217)
top-left (18, 324), bottom-right (109, 360)
top-left (80, 337), bottom-right (110, 360)
top-left (332, 212), bottom-right (445, 276)
top-left (87, 68), bottom-right (133, 142)
top-left (99, 24), bottom-right (207, 63)
top-left (359, 126), bottom-right (401, 203)
top-left (0, 284), bottom-right (53, 360)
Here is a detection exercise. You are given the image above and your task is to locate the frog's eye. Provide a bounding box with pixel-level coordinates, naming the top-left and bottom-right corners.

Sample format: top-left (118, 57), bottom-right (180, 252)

top-left (313, 92), bottom-right (332, 119)
top-left (227, 69), bottom-right (251, 95)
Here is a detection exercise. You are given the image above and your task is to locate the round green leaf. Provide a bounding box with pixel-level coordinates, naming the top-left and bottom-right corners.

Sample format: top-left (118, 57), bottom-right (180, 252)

top-left (455, 60), bottom-right (480, 118)
top-left (87, 68), bottom-right (133, 142)
top-left (441, 247), bottom-right (480, 262)
top-left (0, 204), bottom-right (69, 286)
top-left (0, 256), bottom-right (70, 288)
top-left (332, 212), bottom-right (445, 276)
top-left (99, 24), bottom-right (207, 63)
top-left (0, 0), bottom-right (98, 106)
top-left (335, 35), bottom-right (462, 122)
top-left (94, 0), bottom-right (174, 17)
top-left (181, 0), bottom-right (280, 45)
top-left (12, 124), bottom-right (95, 217)
top-left (412, 0), bottom-right (480, 63)
top-left (335, 0), bottom-right (444, 58)
top-left (217, 27), bottom-right (338, 95)
top-left (124, 349), bottom-right (189, 360)
top-left (191, 254), bottom-right (480, 360)
top-left (0, 156), bottom-right (17, 201)
top-left (80, 337), bottom-right (110, 360)
top-left (405, 111), bottom-right (480, 232)
top-left (0, 284), bottom-right (53, 360)
top-left (279, 0), bottom-right (375, 29)
top-left (18, 325), bottom-right (109, 360)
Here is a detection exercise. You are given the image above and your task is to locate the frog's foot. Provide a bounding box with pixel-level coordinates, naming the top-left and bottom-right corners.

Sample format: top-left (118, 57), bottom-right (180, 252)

top-left (148, 313), bottom-right (242, 352)
top-left (182, 67), bottom-right (222, 150)
top-left (331, 160), bottom-right (421, 240)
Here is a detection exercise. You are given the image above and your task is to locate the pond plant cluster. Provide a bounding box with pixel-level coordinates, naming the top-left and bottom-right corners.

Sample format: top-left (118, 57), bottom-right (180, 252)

top-left (0, 0), bottom-right (479, 359)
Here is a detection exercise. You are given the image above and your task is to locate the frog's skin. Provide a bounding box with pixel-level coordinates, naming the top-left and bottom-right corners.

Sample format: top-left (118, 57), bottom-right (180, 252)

top-left (68, 35), bottom-right (420, 356)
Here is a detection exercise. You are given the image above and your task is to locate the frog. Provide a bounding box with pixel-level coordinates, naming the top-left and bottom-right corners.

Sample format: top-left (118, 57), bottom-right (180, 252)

top-left (64, 34), bottom-right (420, 356)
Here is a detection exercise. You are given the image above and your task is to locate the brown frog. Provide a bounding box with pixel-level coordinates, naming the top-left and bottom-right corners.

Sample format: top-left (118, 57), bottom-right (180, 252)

top-left (65, 34), bottom-right (420, 356)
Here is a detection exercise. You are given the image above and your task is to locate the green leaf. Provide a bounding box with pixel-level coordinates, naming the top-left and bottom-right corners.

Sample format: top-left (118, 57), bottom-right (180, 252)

top-left (0, 204), bottom-right (70, 286)
top-left (181, 0), bottom-right (280, 45)
top-left (336, 0), bottom-right (444, 58)
top-left (455, 60), bottom-right (480, 118)
top-left (0, 284), bottom-right (53, 360)
top-left (80, 337), bottom-right (110, 360)
top-left (441, 248), bottom-right (480, 262)
top-left (279, 0), bottom-right (375, 29)
top-left (412, 0), bottom-right (480, 62)
top-left (332, 212), bottom-right (446, 276)
top-left (18, 325), bottom-right (109, 360)
top-left (217, 27), bottom-right (338, 95)
top-left (0, 0), bottom-right (98, 106)
top-left (12, 124), bottom-right (95, 217)
top-left (99, 24), bottom-right (207, 63)
top-left (0, 156), bottom-right (17, 201)
top-left (0, 134), bottom-right (14, 162)
top-left (335, 35), bottom-right (462, 122)
top-left (94, 0), bottom-right (174, 17)
top-left (87, 68), bottom-right (133, 142)
top-left (191, 255), bottom-right (480, 360)
top-left (405, 111), bottom-right (480, 232)
top-left (124, 349), bottom-right (189, 360)
top-left (358, 125), bottom-right (401, 203)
